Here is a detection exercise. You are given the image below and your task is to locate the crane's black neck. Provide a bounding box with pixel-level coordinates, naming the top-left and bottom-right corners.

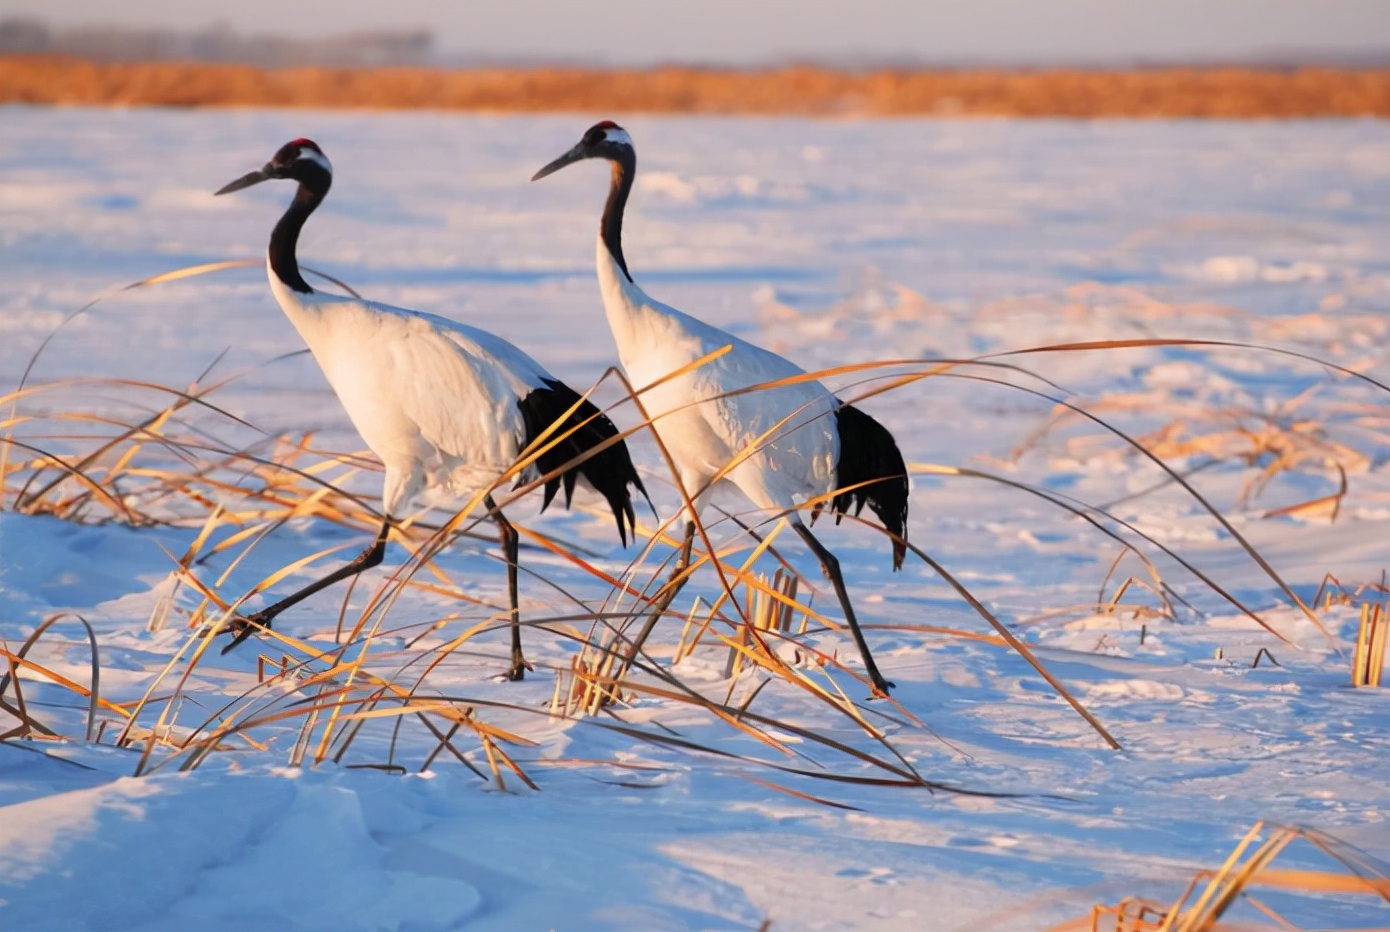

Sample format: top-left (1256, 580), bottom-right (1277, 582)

top-left (269, 169), bottom-right (330, 295)
top-left (602, 149), bottom-right (635, 283)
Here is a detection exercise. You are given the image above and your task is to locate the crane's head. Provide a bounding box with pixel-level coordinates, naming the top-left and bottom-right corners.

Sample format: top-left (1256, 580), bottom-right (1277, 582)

top-left (215, 138), bottom-right (333, 196)
top-left (532, 121), bottom-right (633, 181)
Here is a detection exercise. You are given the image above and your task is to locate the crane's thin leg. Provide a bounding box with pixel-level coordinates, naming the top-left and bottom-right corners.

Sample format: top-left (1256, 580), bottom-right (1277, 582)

top-left (618, 520), bottom-right (696, 680)
top-left (221, 518), bottom-right (391, 655)
top-left (486, 495), bottom-right (530, 681)
top-left (792, 520), bottom-right (895, 697)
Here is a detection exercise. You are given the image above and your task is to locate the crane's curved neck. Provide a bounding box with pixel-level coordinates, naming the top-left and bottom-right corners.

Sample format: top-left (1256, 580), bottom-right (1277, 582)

top-left (602, 150), bottom-right (635, 283)
top-left (269, 177), bottom-right (328, 295)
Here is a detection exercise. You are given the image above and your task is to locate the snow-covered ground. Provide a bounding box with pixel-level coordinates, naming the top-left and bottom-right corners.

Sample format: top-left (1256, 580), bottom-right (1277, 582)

top-left (2, 108), bottom-right (1389, 930)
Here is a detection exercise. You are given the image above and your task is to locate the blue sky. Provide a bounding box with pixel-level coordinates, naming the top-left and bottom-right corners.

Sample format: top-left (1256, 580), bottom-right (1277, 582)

top-left (6, 0), bottom-right (1388, 65)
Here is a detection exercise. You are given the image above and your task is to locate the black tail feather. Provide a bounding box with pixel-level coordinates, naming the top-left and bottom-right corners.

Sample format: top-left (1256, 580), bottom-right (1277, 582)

top-left (517, 379), bottom-right (650, 546)
top-left (832, 402), bottom-right (909, 570)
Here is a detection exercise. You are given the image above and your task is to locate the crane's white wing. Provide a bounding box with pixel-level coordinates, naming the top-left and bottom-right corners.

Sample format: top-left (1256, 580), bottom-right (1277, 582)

top-left (278, 291), bottom-right (550, 501)
top-left (614, 286), bottom-right (839, 509)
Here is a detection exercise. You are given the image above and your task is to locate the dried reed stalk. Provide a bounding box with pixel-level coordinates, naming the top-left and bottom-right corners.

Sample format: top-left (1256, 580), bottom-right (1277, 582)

top-left (1051, 821), bottom-right (1390, 932)
top-left (1352, 602), bottom-right (1388, 688)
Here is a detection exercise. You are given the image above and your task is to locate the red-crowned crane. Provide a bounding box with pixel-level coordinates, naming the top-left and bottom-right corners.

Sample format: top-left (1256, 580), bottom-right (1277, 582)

top-left (533, 122), bottom-right (908, 697)
top-left (215, 138), bottom-right (648, 679)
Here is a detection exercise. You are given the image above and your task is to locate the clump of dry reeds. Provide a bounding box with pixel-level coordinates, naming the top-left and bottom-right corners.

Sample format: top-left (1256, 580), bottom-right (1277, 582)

top-left (0, 264), bottom-right (983, 797)
top-left (1318, 576), bottom-right (1390, 688)
top-left (1048, 821), bottom-right (1390, 931)
top-left (5, 263), bottom-right (1386, 799)
top-left (2, 55), bottom-right (1388, 117)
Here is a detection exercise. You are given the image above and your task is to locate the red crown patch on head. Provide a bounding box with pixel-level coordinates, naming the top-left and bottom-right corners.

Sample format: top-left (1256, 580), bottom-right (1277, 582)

top-left (594, 120), bottom-right (621, 131)
top-left (289, 138), bottom-right (322, 153)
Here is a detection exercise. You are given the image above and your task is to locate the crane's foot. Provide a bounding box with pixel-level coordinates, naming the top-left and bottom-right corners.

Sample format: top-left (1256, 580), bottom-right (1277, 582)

top-left (219, 610), bottom-right (273, 655)
top-left (867, 670), bottom-right (896, 699)
top-left (504, 656), bottom-right (533, 681)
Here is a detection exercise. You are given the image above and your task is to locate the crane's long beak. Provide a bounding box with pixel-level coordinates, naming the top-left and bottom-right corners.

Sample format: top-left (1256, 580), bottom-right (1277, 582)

top-left (215, 165), bottom-right (274, 196)
top-left (531, 145), bottom-right (586, 181)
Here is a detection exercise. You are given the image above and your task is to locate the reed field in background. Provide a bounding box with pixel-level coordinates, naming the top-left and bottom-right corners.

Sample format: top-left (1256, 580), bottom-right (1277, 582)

top-left (2, 55), bottom-right (1389, 116)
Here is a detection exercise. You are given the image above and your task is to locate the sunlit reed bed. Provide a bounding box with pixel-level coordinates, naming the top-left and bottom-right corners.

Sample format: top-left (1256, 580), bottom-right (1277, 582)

top-left (3, 55), bottom-right (1389, 117)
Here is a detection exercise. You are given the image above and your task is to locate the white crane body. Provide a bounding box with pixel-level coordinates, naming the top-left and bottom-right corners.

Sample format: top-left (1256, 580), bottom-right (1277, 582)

top-left (535, 122), bottom-right (908, 696)
top-left (596, 246), bottom-right (839, 519)
top-left (269, 273), bottom-right (550, 514)
top-left (216, 138), bottom-right (648, 678)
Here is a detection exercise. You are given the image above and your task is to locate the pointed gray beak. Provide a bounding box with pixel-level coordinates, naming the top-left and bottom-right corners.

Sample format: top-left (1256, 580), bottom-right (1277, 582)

top-left (215, 164), bottom-right (274, 196)
top-left (531, 144), bottom-right (586, 181)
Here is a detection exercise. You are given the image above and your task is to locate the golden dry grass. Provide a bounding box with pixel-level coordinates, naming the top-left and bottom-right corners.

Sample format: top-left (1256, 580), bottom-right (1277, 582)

top-left (1047, 821), bottom-right (1390, 931)
top-left (3, 54), bottom-right (1389, 117)
top-left (6, 263), bottom-right (1386, 790)
top-left (0, 269), bottom-right (968, 787)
